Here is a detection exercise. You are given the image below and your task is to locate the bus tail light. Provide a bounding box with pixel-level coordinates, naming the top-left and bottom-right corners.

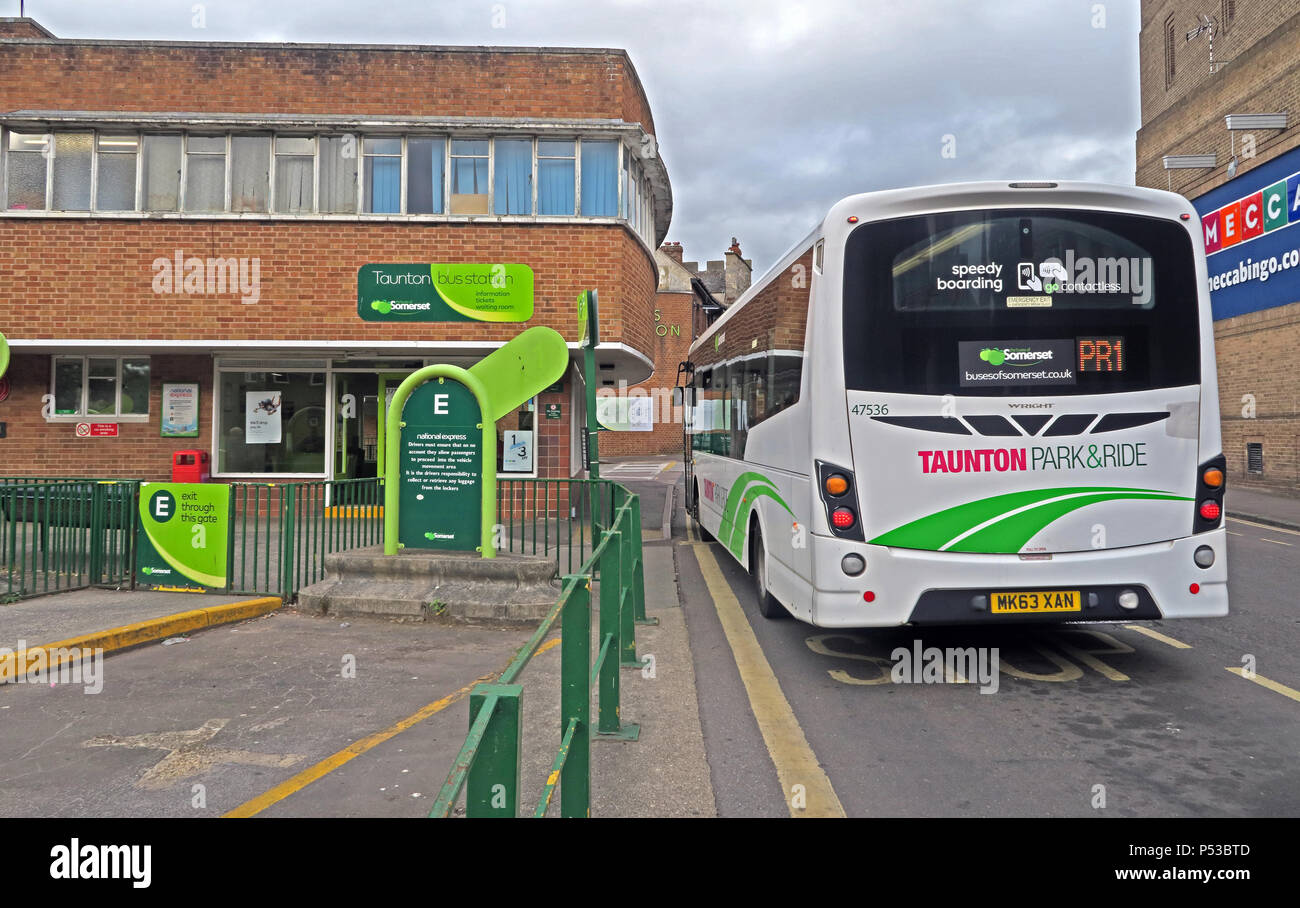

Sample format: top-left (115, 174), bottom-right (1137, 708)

top-left (1193, 454), bottom-right (1226, 534)
top-left (816, 460), bottom-right (864, 541)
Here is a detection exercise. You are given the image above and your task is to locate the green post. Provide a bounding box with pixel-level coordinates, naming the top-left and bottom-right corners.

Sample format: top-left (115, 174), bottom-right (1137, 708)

top-left (466, 683), bottom-right (523, 817)
top-left (560, 575), bottom-right (591, 817)
top-left (619, 513), bottom-right (639, 668)
top-left (280, 484), bottom-right (298, 600)
top-left (629, 494), bottom-right (657, 627)
top-left (596, 529), bottom-right (638, 741)
top-left (88, 482), bottom-right (106, 585)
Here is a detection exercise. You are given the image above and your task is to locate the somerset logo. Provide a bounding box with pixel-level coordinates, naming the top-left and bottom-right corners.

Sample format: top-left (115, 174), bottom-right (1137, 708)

top-left (49, 839), bottom-right (151, 888)
top-left (978, 345), bottom-right (1055, 367)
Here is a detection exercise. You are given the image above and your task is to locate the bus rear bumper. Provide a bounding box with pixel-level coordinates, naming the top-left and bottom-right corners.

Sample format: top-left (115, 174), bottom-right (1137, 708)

top-left (808, 529), bottom-right (1229, 628)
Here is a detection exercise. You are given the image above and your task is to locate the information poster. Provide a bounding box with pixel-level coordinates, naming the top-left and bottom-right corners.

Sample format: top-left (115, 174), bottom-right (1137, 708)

top-left (136, 482), bottom-right (230, 591)
top-left (503, 430), bottom-right (533, 472)
top-left (245, 391), bottom-right (282, 444)
top-left (161, 382), bottom-right (200, 437)
top-left (399, 380), bottom-right (482, 550)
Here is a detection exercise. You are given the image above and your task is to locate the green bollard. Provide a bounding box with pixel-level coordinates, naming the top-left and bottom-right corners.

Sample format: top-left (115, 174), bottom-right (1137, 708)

top-left (465, 683), bottom-right (523, 817)
top-left (596, 530), bottom-right (638, 741)
top-left (559, 575), bottom-right (591, 817)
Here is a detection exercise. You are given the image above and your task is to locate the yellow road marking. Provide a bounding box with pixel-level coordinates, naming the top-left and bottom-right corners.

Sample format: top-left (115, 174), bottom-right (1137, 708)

top-left (1226, 530), bottom-right (1243, 537)
top-left (693, 545), bottom-right (845, 818)
top-left (1225, 667), bottom-right (1300, 703)
top-left (225, 636), bottom-right (562, 817)
top-left (1123, 624), bottom-right (1193, 649)
top-left (1261, 538), bottom-right (1293, 546)
top-left (1227, 517), bottom-right (1300, 537)
top-left (686, 518), bottom-right (698, 543)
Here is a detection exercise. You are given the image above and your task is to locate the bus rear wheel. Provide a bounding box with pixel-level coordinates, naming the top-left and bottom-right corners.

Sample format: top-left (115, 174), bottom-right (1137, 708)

top-left (750, 522), bottom-right (789, 620)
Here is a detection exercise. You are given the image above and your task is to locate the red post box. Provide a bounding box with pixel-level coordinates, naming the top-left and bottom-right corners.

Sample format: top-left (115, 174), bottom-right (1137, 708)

top-left (172, 450), bottom-right (211, 483)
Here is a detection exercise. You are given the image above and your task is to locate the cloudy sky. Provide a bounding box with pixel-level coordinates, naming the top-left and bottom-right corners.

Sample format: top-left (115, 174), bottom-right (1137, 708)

top-left (19, 0), bottom-right (1141, 272)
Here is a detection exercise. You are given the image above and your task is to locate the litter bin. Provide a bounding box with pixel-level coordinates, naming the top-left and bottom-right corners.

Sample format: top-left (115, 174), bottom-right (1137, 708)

top-left (172, 450), bottom-right (211, 483)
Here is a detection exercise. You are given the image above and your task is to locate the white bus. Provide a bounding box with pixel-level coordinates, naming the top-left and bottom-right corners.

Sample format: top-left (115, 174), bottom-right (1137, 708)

top-left (682, 181), bottom-right (1228, 627)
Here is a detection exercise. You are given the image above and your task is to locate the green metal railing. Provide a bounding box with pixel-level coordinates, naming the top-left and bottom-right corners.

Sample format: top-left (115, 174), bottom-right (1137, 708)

top-left (430, 480), bottom-right (655, 818)
top-left (1, 480), bottom-right (140, 600)
top-left (3, 475), bottom-right (622, 603)
top-left (227, 478), bottom-right (384, 599)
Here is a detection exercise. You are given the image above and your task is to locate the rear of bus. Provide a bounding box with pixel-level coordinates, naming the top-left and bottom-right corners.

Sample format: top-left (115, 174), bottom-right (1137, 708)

top-left (810, 182), bottom-right (1227, 627)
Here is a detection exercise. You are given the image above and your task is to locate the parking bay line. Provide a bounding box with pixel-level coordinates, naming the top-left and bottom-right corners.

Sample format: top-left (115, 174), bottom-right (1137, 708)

top-left (224, 637), bottom-right (562, 817)
top-left (693, 544), bottom-right (845, 818)
top-left (1225, 667), bottom-right (1300, 704)
top-left (1123, 625), bottom-right (1193, 649)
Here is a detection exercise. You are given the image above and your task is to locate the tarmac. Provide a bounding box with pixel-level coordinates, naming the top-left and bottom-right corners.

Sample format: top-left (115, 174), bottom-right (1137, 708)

top-left (0, 456), bottom-right (712, 818)
top-left (1, 461), bottom-right (1293, 818)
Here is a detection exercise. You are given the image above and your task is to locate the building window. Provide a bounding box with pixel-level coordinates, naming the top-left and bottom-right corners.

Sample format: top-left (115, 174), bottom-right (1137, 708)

top-left (450, 139), bottom-right (489, 214)
top-left (5, 131), bottom-right (48, 210)
top-left (406, 136), bottom-right (445, 214)
top-left (217, 370), bottom-right (327, 475)
top-left (537, 139), bottom-right (575, 215)
top-left (318, 135), bottom-right (358, 213)
top-left (52, 132), bottom-right (93, 210)
top-left (230, 135), bottom-right (270, 212)
top-left (50, 356), bottom-right (150, 419)
top-left (185, 135), bottom-right (227, 212)
top-left (95, 134), bottom-right (139, 211)
top-left (580, 140), bottom-right (618, 216)
top-left (362, 136), bottom-right (402, 214)
top-left (142, 134), bottom-right (181, 211)
top-left (493, 138), bottom-right (533, 215)
top-left (274, 136), bottom-right (314, 213)
top-left (1164, 15), bottom-right (1176, 87)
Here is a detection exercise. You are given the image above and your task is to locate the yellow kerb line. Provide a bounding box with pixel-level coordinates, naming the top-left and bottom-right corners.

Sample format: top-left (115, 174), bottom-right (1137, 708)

top-left (1225, 667), bottom-right (1300, 703)
top-left (1123, 624), bottom-right (1193, 649)
top-left (693, 544), bottom-right (845, 818)
top-left (1226, 517), bottom-right (1300, 537)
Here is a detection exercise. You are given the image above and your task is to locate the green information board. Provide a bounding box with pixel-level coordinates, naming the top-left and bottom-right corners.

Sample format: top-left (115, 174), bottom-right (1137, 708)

top-left (358, 264), bottom-right (534, 322)
top-left (136, 482), bottom-right (230, 591)
top-left (399, 379), bottom-right (483, 550)
top-left (0, 331), bottom-right (9, 379)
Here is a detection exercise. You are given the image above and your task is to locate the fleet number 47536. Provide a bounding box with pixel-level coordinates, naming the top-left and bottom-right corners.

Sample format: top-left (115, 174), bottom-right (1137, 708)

top-left (850, 403), bottom-right (889, 416)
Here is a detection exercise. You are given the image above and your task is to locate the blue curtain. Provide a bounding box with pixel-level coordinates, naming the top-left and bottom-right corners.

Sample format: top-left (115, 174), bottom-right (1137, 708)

top-left (493, 139), bottom-right (532, 215)
top-left (538, 158), bottom-right (575, 215)
top-left (581, 141), bottom-right (618, 216)
top-left (368, 157), bottom-right (400, 213)
top-left (429, 140), bottom-right (445, 214)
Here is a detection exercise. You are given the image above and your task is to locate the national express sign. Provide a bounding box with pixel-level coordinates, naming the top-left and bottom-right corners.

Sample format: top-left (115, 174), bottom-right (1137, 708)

top-left (1194, 146), bottom-right (1300, 320)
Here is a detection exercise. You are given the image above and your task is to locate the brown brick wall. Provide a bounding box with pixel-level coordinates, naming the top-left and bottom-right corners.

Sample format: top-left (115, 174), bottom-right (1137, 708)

top-left (0, 219), bottom-right (656, 352)
top-left (1137, 1), bottom-right (1300, 196)
top-left (0, 353), bottom-right (213, 479)
top-left (1213, 299), bottom-right (1300, 489)
top-left (599, 289), bottom-right (692, 457)
top-left (0, 37), bottom-right (655, 135)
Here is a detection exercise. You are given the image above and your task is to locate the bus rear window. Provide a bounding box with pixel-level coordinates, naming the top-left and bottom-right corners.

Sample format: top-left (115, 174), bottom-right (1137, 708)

top-left (842, 209), bottom-right (1201, 396)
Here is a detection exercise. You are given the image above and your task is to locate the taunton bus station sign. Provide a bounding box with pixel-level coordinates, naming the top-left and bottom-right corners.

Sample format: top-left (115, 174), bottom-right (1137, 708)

top-left (358, 263), bottom-right (534, 322)
top-left (1194, 146), bottom-right (1300, 320)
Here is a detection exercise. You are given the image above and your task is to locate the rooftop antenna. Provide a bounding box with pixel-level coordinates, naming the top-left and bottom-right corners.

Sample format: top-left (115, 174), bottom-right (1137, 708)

top-left (1186, 14), bottom-right (1227, 74)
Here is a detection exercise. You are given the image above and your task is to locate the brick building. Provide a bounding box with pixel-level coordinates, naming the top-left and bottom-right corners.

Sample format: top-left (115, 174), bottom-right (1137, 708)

top-left (1136, 0), bottom-right (1300, 490)
top-left (0, 17), bottom-right (671, 483)
top-left (596, 239), bottom-right (751, 458)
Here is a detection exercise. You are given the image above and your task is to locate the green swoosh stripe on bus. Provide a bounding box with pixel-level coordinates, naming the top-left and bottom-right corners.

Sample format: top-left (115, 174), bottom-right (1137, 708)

top-left (869, 487), bottom-right (1192, 554)
top-left (718, 471), bottom-right (793, 558)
